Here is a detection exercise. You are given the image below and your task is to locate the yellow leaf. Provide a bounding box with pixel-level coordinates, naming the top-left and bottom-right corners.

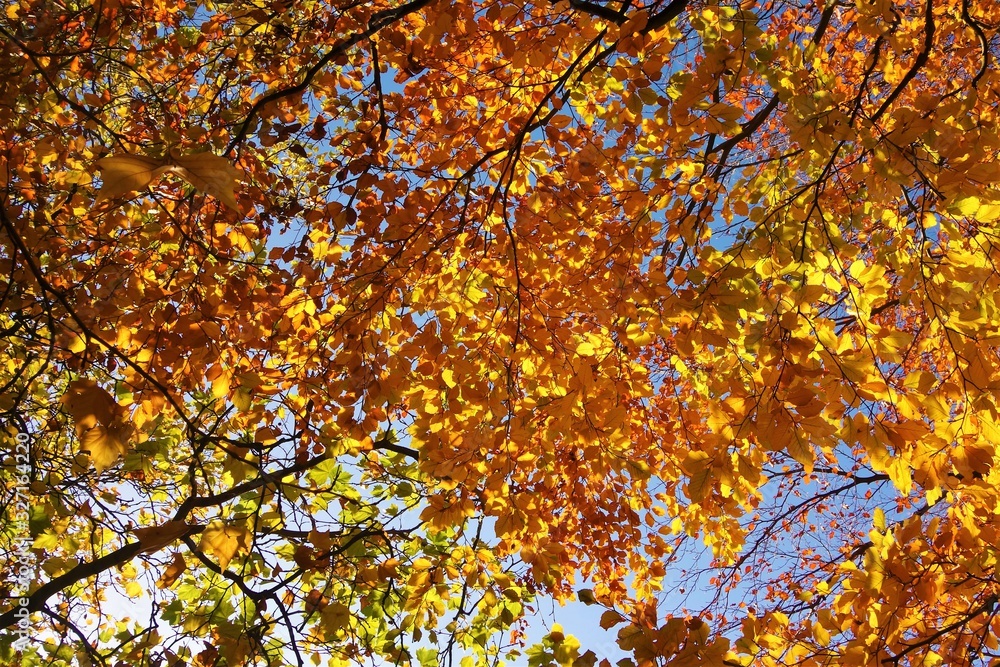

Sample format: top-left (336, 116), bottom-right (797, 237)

top-left (863, 547), bottom-right (884, 592)
top-left (199, 519), bottom-right (251, 570)
top-left (813, 621), bottom-right (830, 646)
top-left (67, 332), bottom-right (87, 354)
top-left (212, 372), bottom-right (231, 399)
top-left (168, 149), bottom-right (242, 211)
top-left (233, 387), bottom-right (253, 412)
top-left (949, 195), bottom-right (980, 217)
top-left (78, 421), bottom-right (132, 472)
top-left (682, 451), bottom-right (711, 502)
top-left (554, 633), bottom-right (580, 666)
top-left (94, 154), bottom-right (169, 202)
top-left (625, 322), bottom-right (653, 346)
top-left (707, 102), bottom-right (744, 122)
top-left (786, 432), bottom-right (814, 472)
top-left (61, 379), bottom-right (133, 473)
top-left (411, 557), bottom-right (433, 571)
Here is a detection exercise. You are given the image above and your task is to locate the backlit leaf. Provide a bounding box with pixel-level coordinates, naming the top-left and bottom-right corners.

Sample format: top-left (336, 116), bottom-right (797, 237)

top-left (167, 150), bottom-right (242, 211)
top-left (61, 379), bottom-right (133, 473)
top-left (94, 154), bottom-right (169, 202)
top-left (156, 552), bottom-right (187, 589)
top-left (134, 521), bottom-right (192, 554)
top-left (198, 520), bottom-right (251, 570)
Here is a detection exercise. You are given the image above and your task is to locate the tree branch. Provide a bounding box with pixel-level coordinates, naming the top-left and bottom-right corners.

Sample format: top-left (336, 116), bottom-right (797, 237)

top-left (0, 455), bottom-right (325, 630)
top-left (225, 0), bottom-right (435, 154)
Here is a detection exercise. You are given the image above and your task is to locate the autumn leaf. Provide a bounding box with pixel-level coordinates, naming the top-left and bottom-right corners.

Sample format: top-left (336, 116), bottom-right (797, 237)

top-left (156, 552), bottom-right (187, 589)
top-left (133, 521), bottom-right (193, 554)
top-left (682, 451), bottom-right (711, 502)
top-left (94, 150), bottom-right (241, 210)
top-left (305, 589), bottom-right (330, 613)
top-left (600, 610), bottom-right (626, 629)
top-left (13, 0), bottom-right (1000, 665)
top-left (166, 149), bottom-right (242, 211)
top-left (198, 520), bottom-right (251, 570)
top-left (60, 379), bottom-right (133, 473)
top-left (94, 154), bottom-right (170, 202)
top-left (233, 387), bottom-right (253, 412)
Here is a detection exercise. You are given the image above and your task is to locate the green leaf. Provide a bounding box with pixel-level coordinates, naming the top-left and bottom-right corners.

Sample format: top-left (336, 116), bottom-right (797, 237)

top-left (416, 647), bottom-right (439, 667)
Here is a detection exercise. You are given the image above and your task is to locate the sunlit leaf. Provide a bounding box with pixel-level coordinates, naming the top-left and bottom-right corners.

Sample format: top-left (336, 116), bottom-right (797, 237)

top-left (198, 520), bottom-right (251, 570)
top-left (94, 154), bottom-right (169, 202)
top-left (167, 149), bottom-right (242, 211)
top-left (60, 379), bottom-right (133, 473)
top-left (134, 521), bottom-right (192, 554)
top-left (156, 552), bottom-right (187, 589)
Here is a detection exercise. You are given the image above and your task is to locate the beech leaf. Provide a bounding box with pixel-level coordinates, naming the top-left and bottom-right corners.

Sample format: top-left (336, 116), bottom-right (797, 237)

top-left (600, 610), bottom-right (626, 629)
top-left (93, 150), bottom-right (242, 211)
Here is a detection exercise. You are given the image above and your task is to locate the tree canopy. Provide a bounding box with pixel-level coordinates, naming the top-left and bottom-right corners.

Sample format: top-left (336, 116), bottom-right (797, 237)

top-left (3, 0), bottom-right (1000, 665)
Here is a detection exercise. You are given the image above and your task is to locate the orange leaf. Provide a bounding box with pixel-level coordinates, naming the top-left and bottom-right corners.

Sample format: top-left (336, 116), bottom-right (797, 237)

top-left (156, 552), bottom-right (187, 589)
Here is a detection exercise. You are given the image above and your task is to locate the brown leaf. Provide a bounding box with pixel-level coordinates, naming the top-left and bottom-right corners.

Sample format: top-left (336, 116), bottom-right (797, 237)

top-left (600, 610), bottom-right (626, 629)
top-left (61, 379), bottom-right (120, 429)
top-left (305, 589), bottom-right (329, 613)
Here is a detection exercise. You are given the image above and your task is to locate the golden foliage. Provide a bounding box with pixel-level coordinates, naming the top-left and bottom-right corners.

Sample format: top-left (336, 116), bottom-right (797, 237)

top-left (4, 0), bottom-right (1000, 665)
